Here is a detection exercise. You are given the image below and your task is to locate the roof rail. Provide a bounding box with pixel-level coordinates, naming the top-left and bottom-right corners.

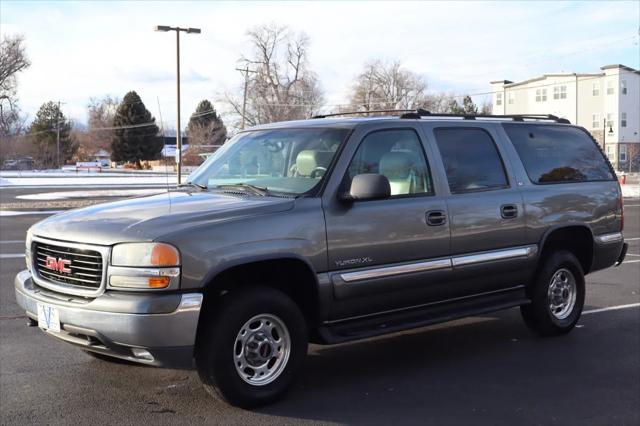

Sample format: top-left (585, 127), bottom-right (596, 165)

top-left (311, 109), bottom-right (416, 119)
top-left (399, 110), bottom-right (570, 124)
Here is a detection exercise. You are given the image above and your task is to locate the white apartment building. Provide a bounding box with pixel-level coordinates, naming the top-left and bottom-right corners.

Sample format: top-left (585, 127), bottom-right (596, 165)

top-left (491, 64), bottom-right (639, 171)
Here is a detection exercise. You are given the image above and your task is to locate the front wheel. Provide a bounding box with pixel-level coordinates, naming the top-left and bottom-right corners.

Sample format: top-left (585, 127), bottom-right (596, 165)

top-left (521, 250), bottom-right (585, 336)
top-left (195, 286), bottom-right (308, 408)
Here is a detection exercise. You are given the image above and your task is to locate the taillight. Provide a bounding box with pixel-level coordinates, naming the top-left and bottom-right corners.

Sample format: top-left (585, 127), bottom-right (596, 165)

top-left (620, 190), bottom-right (624, 232)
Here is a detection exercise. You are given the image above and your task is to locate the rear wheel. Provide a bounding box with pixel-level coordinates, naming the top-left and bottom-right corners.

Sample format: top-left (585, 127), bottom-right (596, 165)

top-left (521, 250), bottom-right (585, 336)
top-left (195, 286), bottom-right (308, 408)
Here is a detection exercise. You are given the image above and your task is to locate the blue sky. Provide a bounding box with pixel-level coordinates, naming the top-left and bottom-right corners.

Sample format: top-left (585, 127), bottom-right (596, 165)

top-left (2, 0), bottom-right (639, 129)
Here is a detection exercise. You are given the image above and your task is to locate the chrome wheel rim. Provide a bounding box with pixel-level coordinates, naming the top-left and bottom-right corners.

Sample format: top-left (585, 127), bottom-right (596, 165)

top-left (233, 313), bottom-right (291, 386)
top-left (547, 268), bottom-right (577, 320)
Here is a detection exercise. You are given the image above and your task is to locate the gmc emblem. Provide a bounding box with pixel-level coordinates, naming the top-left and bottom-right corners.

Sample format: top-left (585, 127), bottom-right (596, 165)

top-left (44, 256), bottom-right (72, 273)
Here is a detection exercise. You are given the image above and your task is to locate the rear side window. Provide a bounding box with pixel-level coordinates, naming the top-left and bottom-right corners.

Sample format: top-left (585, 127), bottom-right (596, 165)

top-left (434, 128), bottom-right (508, 194)
top-left (503, 124), bottom-right (614, 184)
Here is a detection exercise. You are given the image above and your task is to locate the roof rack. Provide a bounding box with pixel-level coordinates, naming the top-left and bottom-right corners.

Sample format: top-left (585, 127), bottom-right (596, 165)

top-left (311, 108), bottom-right (570, 124)
top-left (399, 110), bottom-right (571, 124)
top-left (311, 109), bottom-right (415, 119)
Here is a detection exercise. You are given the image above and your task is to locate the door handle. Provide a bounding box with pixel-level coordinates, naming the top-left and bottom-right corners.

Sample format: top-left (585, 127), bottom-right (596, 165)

top-left (426, 210), bottom-right (447, 226)
top-left (501, 204), bottom-right (518, 219)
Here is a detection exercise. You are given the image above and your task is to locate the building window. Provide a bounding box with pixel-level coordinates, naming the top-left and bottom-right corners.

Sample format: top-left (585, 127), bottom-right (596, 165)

top-left (621, 112), bottom-right (627, 127)
top-left (606, 113), bottom-right (615, 129)
top-left (553, 85), bottom-right (567, 100)
top-left (619, 144), bottom-right (627, 162)
top-left (592, 113), bottom-right (600, 129)
top-left (535, 88), bottom-right (547, 102)
top-left (496, 93), bottom-right (502, 106)
top-left (621, 80), bottom-right (627, 95)
top-left (606, 145), bottom-right (615, 162)
top-left (607, 80), bottom-right (614, 95)
top-left (592, 82), bottom-right (599, 96)
top-left (508, 92), bottom-right (514, 104)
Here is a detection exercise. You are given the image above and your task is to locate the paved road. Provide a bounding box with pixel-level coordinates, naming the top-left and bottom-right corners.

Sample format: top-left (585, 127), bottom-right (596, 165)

top-left (1, 198), bottom-right (638, 425)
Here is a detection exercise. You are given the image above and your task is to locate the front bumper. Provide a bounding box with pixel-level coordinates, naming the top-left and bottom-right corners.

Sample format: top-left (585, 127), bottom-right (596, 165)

top-left (15, 270), bottom-right (202, 368)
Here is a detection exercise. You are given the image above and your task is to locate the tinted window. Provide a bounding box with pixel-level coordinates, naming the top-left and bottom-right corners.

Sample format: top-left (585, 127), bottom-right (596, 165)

top-left (434, 128), bottom-right (508, 194)
top-left (503, 124), bottom-right (614, 183)
top-left (348, 129), bottom-right (432, 196)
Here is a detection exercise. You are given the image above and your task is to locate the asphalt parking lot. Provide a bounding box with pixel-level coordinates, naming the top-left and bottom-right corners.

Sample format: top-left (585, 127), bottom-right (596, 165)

top-left (1, 190), bottom-right (638, 425)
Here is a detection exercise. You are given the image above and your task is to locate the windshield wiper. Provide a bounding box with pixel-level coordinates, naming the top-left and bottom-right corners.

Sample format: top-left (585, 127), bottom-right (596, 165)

top-left (177, 182), bottom-right (208, 190)
top-left (213, 183), bottom-right (269, 196)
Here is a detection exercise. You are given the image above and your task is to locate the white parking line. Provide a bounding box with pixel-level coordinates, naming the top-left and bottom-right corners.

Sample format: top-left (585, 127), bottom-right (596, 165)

top-left (0, 253), bottom-right (24, 259)
top-left (0, 240), bottom-right (24, 244)
top-left (583, 303), bottom-right (640, 315)
top-left (625, 237), bottom-right (640, 241)
top-left (622, 260), bottom-right (640, 264)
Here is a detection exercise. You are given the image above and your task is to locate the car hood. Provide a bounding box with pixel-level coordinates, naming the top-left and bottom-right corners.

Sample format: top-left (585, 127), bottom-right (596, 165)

top-left (31, 190), bottom-right (295, 245)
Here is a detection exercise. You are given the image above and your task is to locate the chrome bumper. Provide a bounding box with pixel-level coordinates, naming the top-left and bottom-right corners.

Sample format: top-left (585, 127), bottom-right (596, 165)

top-left (14, 270), bottom-right (202, 368)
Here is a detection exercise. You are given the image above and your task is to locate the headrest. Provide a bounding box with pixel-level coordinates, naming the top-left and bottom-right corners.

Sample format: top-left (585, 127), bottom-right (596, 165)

top-left (296, 150), bottom-right (333, 176)
top-left (379, 151), bottom-right (414, 179)
top-left (296, 150), bottom-right (318, 176)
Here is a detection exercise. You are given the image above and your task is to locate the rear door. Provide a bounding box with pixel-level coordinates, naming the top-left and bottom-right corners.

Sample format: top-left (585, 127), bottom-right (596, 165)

top-left (425, 123), bottom-right (535, 296)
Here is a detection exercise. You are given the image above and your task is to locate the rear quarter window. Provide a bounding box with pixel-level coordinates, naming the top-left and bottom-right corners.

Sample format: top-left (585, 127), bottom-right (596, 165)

top-left (503, 124), bottom-right (614, 184)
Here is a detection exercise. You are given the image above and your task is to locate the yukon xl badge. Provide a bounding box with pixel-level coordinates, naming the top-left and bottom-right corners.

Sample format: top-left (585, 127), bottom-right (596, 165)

top-left (335, 257), bottom-right (373, 268)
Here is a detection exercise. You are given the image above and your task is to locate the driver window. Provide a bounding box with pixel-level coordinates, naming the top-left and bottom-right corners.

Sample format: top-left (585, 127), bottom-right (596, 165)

top-left (348, 129), bottom-right (433, 196)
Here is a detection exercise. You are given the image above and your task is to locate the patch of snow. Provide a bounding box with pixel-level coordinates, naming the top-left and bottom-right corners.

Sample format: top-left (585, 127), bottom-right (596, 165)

top-left (0, 210), bottom-right (64, 216)
top-left (0, 176), bottom-right (177, 187)
top-left (17, 189), bottom-right (166, 201)
top-left (622, 184), bottom-right (639, 198)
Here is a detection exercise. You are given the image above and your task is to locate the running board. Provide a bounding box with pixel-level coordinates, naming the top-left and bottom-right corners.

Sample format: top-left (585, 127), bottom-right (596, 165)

top-left (318, 288), bottom-right (529, 344)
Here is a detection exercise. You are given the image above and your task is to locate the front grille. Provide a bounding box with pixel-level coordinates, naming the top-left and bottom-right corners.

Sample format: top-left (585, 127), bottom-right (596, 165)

top-left (34, 242), bottom-right (103, 289)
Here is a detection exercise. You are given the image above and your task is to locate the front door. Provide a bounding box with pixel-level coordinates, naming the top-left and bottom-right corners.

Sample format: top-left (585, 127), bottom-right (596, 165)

top-left (323, 127), bottom-right (451, 320)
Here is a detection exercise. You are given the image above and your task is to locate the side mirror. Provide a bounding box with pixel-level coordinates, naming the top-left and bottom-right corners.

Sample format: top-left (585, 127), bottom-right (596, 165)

top-left (341, 173), bottom-right (391, 202)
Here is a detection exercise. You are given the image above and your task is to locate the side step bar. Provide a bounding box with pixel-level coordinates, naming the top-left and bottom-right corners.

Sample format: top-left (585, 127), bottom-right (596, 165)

top-left (318, 287), bottom-right (529, 344)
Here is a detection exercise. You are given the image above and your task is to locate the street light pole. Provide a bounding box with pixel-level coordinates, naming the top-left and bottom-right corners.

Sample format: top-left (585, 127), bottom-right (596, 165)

top-left (155, 25), bottom-right (201, 184)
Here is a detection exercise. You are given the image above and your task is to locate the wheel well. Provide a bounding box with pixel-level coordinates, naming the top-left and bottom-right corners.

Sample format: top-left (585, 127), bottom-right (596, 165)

top-left (540, 226), bottom-right (593, 273)
top-left (201, 258), bottom-right (319, 327)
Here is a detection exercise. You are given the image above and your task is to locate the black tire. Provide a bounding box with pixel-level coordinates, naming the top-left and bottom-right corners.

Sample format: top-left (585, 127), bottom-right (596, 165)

top-left (195, 286), bottom-right (308, 408)
top-left (521, 250), bottom-right (585, 336)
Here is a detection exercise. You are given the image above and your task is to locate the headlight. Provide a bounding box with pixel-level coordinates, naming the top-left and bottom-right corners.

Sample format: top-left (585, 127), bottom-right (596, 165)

top-left (109, 243), bottom-right (180, 290)
top-left (111, 243), bottom-right (180, 267)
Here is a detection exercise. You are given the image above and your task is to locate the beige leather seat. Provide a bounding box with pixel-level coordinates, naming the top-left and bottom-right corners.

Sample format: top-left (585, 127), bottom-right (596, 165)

top-left (379, 151), bottom-right (416, 195)
top-left (295, 150), bottom-right (333, 178)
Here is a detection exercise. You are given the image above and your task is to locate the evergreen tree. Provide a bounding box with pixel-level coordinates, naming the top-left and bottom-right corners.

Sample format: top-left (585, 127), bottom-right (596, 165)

top-left (186, 100), bottom-right (227, 146)
top-left (29, 101), bottom-right (77, 168)
top-left (111, 91), bottom-right (160, 167)
top-left (461, 95), bottom-right (479, 115)
top-left (447, 99), bottom-right (464, 114)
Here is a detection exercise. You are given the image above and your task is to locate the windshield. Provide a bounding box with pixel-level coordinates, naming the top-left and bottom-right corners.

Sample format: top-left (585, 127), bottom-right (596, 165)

top-left (187, 127), bottom-right (349, 195)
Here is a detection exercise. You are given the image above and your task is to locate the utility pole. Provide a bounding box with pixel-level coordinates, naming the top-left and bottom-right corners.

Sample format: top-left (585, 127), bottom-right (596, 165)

top-left (154, 25), bottom-right (201, 184)
top-left (236, 66), bottom-right (257, 129)
top-left (56, 101), bottom-right (61, 169)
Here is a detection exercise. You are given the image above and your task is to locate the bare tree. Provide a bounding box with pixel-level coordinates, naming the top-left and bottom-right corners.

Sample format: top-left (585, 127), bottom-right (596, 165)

top-left (0, 34), bottom-right (31, 137)
top-left (225, 24), bottom-right (324, 127)
top-left (349, 60), bottom-right (429, 112)
top-left (87, 96), bottom-right (120, 149)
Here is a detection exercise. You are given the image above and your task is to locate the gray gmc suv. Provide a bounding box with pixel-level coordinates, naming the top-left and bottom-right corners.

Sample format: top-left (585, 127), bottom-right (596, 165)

top-left (15, 111), bottom-right (628, 407)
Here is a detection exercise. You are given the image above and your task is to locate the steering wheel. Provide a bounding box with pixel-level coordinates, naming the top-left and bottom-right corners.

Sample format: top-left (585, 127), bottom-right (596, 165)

top-left (310, 167), bottom-right (327, 178)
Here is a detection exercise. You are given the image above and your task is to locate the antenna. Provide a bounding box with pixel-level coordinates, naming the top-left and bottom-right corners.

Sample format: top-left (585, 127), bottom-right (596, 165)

top-left (157, 97), bottom-right (172, 210)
